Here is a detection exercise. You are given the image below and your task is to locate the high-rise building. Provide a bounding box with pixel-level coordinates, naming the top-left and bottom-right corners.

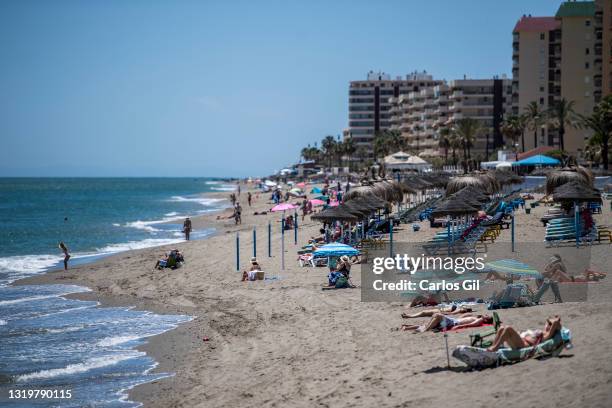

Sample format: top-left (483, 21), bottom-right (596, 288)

top-left (512, 16), bottom-right (561, 149)
top-left (596, 0), bottom-right (612, 96)
top-left (347, 71), bottom-right (442, 159)
top-left (388, 78), bottom-right (512, 159)
top-left (512, 1), bottom-right (604, 157)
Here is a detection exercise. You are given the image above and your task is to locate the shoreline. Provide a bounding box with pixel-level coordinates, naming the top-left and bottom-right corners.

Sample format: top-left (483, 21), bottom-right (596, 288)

top-left (12, 185), bottom-right (612, 408)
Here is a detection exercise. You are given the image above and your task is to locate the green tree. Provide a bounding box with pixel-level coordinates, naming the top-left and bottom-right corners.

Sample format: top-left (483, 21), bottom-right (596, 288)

top-left (547, 98), bottom-right (577, 152)
top-left (501, 115), bottom-right (523, 161)
top-left (438, 127), bottom-right (451, 164)
top-left (373, 131), bottom-right (392, 162)
top-left (341, 136), bottom-right (356, 169)
top-left (524, 101), bottom-right (546, 149)
top-left (321, 135), bottom-right (337, 169)
top-left (454, 118), bottom-right (481, 171)
top-left (578, 95), bottom-right (611, 170)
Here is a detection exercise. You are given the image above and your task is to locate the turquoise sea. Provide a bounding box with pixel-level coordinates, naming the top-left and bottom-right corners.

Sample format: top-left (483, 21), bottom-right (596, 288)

top-left (0, 178), bottom-right (234, 407)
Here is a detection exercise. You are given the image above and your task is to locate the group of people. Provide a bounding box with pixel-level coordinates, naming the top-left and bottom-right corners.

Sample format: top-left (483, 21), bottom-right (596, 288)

top-left (326, 255), bottom-right (354, 289)
top-left (154, 249), bottom-right (185, 270)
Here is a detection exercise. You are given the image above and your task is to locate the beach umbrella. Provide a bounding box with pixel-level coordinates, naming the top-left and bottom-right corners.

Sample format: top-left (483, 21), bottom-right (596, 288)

top-left (288, 188), bottom-right (304, 197)
top-left (313, 242), bottom-right (360, 258)
top-left (309, 199), bottom-right (326, 207)
top-left (552, 181), bottom-right (601, 202)
top-left (341, 201), bottom-right (375, 217)
top-left (430, 199), bottom-right (480, 217)
top-left (482, 259), bottom-right (541, 278)
top-left (311, 207), bottom-right (358, 222)
top-left (545, 167), bottom-right (593, 195)
top-left (328, 200), bottom-right (340, 207)
top-left (311, 187), bottom-right (323, 194)
top-left (271, 203), bottom-right (298, 212)
top-left (297, 182), bottom-right (306, 188)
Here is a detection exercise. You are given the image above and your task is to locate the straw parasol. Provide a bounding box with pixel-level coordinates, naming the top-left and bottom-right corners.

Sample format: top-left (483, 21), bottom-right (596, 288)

top-left (545, 167), bottom-right (593, 195)
top-left (430, 198), bottom-right (480, 217)
top-left (552, 181), bottom-right (602, 202)
top-left (311, 207), bottom-right (359, 222)
top-left (445, 175), bottom-right (495, 196)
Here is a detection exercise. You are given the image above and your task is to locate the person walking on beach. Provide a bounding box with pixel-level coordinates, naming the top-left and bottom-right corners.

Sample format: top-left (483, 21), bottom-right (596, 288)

top-left (59, 242), bottom-right (70, 271)
top-left (183, 217), bottom-right (192, 240)
top-left (230, 193), bottom-right (236, 206)
top-left (234, 203), bottom-right (242, 225)
top-left (247, 192), bottom-right (252, 207)
top-left (237, 182), bottom-right (241, 196)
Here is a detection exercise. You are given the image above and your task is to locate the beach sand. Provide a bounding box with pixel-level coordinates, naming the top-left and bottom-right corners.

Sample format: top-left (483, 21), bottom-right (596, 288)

top-left (17, 186), bottom-right (612, 408)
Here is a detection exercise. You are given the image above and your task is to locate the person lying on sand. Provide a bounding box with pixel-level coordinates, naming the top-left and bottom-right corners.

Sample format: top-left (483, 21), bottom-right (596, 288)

top-left (400, 313), bottom-right (492, 333)
top-left (543, 255), bottom-right (605, 282)
top-left (401, 305), bottom-right (473, 319)
top-left (487, 316), bottom-right (562, 352)
top-left (241, 257), bottom-right (263, 281)
top-left (408, 291), bottom-right (450, 307)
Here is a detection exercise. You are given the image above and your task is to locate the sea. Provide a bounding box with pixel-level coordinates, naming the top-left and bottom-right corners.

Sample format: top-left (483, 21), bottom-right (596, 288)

top-left (0, 178), bottom-right (236, 407)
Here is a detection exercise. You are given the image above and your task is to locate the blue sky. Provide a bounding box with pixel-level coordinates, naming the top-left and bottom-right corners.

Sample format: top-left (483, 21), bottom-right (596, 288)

top-left (0, 0), bottom-right (556, 177)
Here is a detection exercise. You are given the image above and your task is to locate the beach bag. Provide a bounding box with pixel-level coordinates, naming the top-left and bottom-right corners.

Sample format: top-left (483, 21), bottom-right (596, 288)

top-left (452, 346), bottom-right (499, 368)
top-left (335, 275), bottom-right (349, 288)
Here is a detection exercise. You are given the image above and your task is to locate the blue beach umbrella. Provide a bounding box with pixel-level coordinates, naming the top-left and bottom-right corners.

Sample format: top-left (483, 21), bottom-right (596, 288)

top-left (311, 187), bottom-right (323, 194)
top-left (313, 243), bottom-right (360, 258)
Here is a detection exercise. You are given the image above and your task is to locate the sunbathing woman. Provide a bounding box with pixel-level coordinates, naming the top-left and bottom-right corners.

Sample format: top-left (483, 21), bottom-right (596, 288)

top-left (401, 313), bottom-right (492, 333)
top-left (408, 291), bottom-right (450, 307)
top-left (487, 315), bottom-right (561, 352)
top-left (402, 305), bottom-right (473, 319)
top-left (544, 255), bottom-right (604, 282)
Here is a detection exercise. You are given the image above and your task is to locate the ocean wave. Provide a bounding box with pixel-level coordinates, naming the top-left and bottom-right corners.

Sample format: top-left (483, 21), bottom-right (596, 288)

top-left (164, 211), bottom-right (179, 217)
top-left (0, 294), bottom-right (60, 306)
top-left (211, 185), bottom-right (237, 192)
top-left (16, 352), bottom-right (144, 382)
top-left (0, 254), bottom-right (62, 275)
top-left (169, 195), bottom-right (225, 207)
top-left (124, 220), bottom-right (161, 233)
top-left (0, 319), bottom-right (6, 326)
top-left (96, 238), bottom-right (184, 254)
top-left (97, 335), bottom-right (141, 347)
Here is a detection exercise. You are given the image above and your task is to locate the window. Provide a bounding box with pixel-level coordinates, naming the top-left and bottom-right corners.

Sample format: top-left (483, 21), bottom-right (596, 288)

top-left (539, 97), bottom-right (544, 105)
top-left (540, 33), bottom-right (545, 40)
top-left (586, 48), bottom-right (590, 55)
top-left (585, 76), bottom-right (590, 84)
top-left (539, 86), bottom-right (545, 92)
top-left (585, 20), bottom-right (591, 26)
top-left (585, 62), bottom-right (590, 69)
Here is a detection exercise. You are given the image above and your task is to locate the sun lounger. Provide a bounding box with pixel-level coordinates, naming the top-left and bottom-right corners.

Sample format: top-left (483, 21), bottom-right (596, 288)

top-left (488, 284), bottom-right (531, 309)
top-left (453, 327), bottom-right (572, 369)
top-left (469, 312), bottom-right (501, 347)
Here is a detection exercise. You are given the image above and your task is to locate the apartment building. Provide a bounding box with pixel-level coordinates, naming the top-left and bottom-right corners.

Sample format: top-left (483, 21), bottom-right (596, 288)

top-left (388, 78), bottom-right (512, 159)
top-left (512, 1), bottom-right (605, 157)
top-left (347, 71), bottom-right (442, 158)
top-left (512, 16), bottom-right (561, 149)
top-left (596, 0), bottom-right (612, 96)
top-left (446, 78), bottom-right (514, 157)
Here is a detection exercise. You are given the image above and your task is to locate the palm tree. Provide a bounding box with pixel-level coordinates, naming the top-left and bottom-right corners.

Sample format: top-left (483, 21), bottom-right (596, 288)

top-left (547, 98), bottom-right (577, 152)
top-left (373, 131), bottom-right (392, 162)
top-left (386, 130), bottom-right (405, 153)
top-left (321, 135), bottom-right (337, 169)
top-left (578, 95), bottom-right (611, 170)
top-left (454, 118), bottom-right (481, 171)
top-left (524, 101), bottom-right (545, 149)
top-left (341, 137), bottom-right (356, 169)
top-left (448, 131), bottom-right (461, 166)
top-left (501, 115), bottom-right (523, 160)
top-left (438, 127), bottom-right (451, 164)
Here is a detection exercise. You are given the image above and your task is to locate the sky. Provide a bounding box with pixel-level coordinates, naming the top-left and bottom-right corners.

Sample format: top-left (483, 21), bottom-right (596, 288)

top-left (0, 0), bottom-right (558, 177)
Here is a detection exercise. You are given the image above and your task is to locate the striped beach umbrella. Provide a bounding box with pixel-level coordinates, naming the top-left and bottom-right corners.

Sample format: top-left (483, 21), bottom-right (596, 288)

top-left (483, 259), bottom-right (541, 277)
top-left (313, 243), bottom-right (360, 258)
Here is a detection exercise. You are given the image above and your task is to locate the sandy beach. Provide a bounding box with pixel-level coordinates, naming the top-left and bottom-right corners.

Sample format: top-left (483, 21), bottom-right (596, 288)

top-left (16, 184), bottom-right (612, 408)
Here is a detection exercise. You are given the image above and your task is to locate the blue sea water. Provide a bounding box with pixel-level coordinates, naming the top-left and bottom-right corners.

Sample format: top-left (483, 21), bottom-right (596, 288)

top-left (0, 178), bottom-right (235, 407)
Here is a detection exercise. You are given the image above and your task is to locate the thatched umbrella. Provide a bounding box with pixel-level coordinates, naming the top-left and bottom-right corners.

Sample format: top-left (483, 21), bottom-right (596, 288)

top-left (353, 194), bottom-right (387, 209)
top-left (545, 168), bottom-right (593, 195)
top-left (448, 191), bottom-right (486, 208)
top-left (343, 185), bottom-right (374, 201)
top-left (552, 181), bottom-right (601, 203)
top-left (430, 198), bottom-right (480, 217)
top-left (341, 201), bottom-right (375, 217)
top-left (446, 176), bottom-right (489, 196)
top-left (311, 207), bottom-right (358, 223)
top-left (493, 170), bottom-right (524, 186)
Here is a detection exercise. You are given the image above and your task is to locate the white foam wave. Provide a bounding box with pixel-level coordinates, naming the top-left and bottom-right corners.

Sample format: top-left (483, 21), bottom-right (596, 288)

top-left (125, 220), bottom-right (161, 233)
top-left (211, 185), bottom-right (236, 192)
top-left (0, 319), bottom-right (6, 326)
top-left (112, 223), bottom-right (121, 227)
top-left (205, 180), bottom-right (222, 185)
top-left (164, 212), bottom-right (179, 217)
top-left (97, 335), bottom-right (141, 347)
top-left (169, 195), bottom-right (225, 207)
top-left (0, 254), bottom-right (61, 275)
top-left (0, 294), bottom-right (59, 306)
top-left (16, 353), bottom-right (143, 382)
top-left (96, 238), bottom-right (184, 254)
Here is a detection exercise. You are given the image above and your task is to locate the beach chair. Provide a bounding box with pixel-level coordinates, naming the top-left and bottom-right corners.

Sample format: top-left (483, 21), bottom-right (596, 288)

top-left (298, 253), bottom-right (315, 267)
top-left (469, 311), bottom-right (501, 348)
top-left (488, 284), bottom-right (524, 309)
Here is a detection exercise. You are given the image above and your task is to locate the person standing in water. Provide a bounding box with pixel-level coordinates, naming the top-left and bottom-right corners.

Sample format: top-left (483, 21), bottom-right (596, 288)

top-left (183, 217), bottom-right (192, 240)
top-left (59, 242), bottom-right (70, 270)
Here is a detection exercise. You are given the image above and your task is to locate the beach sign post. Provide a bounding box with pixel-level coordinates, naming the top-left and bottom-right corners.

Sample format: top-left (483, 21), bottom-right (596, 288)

top-left (294, 209), bottom-right (298, 245)
top-left (253, 228), bottom-right (257, 258)
top-left (268, 222), bottom-right (271, 258)
top-left (511, 212), bottom-right (515, 252)
top-left (236, 232), bottom-right (240, 271)
top-left (389, 218), bottom-right (393, 257)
